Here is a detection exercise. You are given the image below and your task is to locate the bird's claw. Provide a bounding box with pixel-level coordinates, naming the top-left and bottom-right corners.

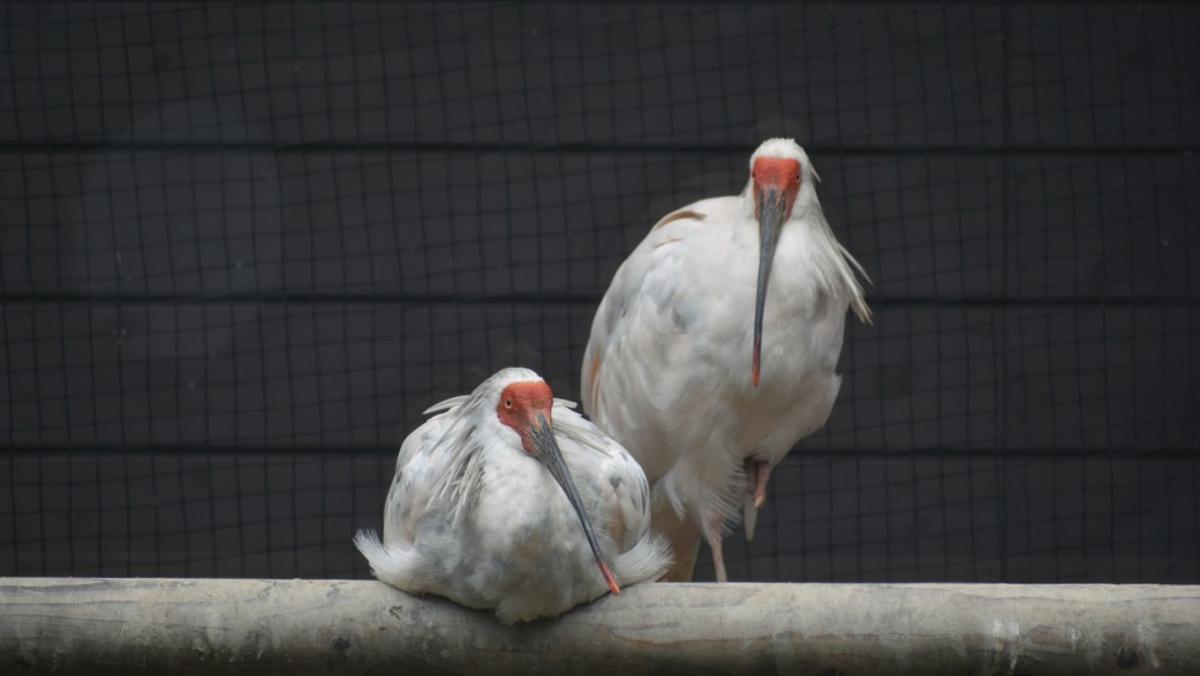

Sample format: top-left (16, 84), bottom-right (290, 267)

top-left (749, 460), bottom-right (770, 509)
top-left (743, 460), bottom-right (771, 541)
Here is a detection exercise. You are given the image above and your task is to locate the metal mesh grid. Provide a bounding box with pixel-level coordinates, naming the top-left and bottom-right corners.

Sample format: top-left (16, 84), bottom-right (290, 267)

top-left (2, 1), bottom-right (1198, 582)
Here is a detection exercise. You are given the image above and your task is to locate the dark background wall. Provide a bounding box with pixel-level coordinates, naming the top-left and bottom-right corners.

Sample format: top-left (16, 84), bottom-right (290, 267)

top-left (2, 2), bottom-right (1198, 582)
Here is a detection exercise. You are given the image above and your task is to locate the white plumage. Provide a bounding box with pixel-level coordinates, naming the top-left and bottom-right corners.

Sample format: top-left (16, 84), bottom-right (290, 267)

top-left (581, 138), bottom-right (870, 581)
top-left (354, 367), bottom-right (670, 624)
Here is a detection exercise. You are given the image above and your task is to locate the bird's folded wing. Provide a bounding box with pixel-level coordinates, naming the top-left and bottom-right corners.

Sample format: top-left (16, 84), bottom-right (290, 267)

top-left (580, 201), bottom-right (718, 418)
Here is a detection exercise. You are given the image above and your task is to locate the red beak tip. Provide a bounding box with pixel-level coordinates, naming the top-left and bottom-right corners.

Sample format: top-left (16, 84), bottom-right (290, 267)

top-left (601, 564), bottom-right (621, 595)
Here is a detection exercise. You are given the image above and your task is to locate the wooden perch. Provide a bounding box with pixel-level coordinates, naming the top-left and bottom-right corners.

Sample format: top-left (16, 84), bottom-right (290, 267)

top-left (2, 578), bottom-right (1199, 675)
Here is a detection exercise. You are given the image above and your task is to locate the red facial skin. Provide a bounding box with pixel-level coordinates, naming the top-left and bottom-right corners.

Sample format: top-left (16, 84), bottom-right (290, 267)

top-left (751, 157), bottom-right (801, 221)
top-left (496, 381), bottom-right (554, 453)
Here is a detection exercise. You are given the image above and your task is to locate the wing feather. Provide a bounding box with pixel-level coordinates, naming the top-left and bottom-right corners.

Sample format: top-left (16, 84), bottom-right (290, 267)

top-left (581, 199), bottom-right (723, 419)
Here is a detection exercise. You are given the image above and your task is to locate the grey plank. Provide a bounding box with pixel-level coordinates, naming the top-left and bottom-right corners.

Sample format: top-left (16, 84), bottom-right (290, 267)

top-left (711, 455), bottom-right (1200, 583)
top-left (998, 305), bottom-right (1200, 452)
top-left (4, 150), bottom-right (1195, 300)
top-left (1, 2), bottom-right (1006, 147)
top-left (1, 301), bottom-right (591, 448)
top-left (829, 305), bottom-right (1198, 452)
top-left (1007, 155), bottom-right (1200, 298)
top-left (1, 450), bottom-right (390, 578)
top-left (4, 452), bottom-right (1197, 582)
top-left (2, 303), bottom-right (1195, 451)
top-left (1008, 4), bottom-right (1200, 147)
top-left (0, 148), bottom-right (1006, 299)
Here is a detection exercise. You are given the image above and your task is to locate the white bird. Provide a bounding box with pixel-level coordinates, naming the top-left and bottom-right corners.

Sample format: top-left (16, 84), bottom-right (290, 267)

top-left (354, 367), bottom-right (670, 624)
top-left (581, 138), bottom-right (870, 582)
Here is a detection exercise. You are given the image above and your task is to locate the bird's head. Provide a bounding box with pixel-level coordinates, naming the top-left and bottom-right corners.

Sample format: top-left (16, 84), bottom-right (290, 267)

top-left (746, 138), bottom-right (816, 388)
top-left (492, 372), bottom-right (621, 596)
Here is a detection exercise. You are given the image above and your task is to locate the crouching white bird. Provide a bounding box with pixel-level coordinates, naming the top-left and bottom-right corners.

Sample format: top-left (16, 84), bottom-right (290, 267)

top-left (581, 138), bottom-right (871, 582)
top-left (354, 367), bottom-right (670, 624)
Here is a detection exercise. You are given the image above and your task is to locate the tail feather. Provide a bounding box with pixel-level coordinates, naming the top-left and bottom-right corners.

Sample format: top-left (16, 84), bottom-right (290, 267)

top-left (613, 533), bottom-right (673, 586)
top-left (353, 529), bottom-right (424, 591)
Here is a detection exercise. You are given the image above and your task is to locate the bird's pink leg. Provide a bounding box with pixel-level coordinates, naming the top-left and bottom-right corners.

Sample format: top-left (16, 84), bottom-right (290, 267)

top-left (703, 513), bottom-right (728, 583)
top-left (652, 508), bottom-right (702, 582)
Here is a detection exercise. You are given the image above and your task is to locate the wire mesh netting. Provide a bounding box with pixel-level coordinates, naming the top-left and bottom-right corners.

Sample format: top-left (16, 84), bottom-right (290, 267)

top-left (2, 2), bottom-right (1198, 582)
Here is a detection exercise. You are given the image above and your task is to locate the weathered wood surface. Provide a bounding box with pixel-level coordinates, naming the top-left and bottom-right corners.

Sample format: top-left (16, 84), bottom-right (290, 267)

top-left (2, 578), bottom-right (1199, 675)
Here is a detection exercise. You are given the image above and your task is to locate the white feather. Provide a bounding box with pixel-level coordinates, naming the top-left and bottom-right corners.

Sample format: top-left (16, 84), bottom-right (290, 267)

top-left (356, 367), bottom-right (669, 624)
top-left (353, 529), bottom-right (427, 592)
top-left (582, 138), bottom-right (868, 579)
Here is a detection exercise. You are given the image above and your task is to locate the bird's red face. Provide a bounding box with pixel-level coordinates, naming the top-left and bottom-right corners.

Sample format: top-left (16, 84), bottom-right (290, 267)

top-left (751, 157), bottom-right (801, 221)
top-left (749, 156), bottom-right (802, 388)
top-left (495, 379), bottom-right (621, 596)
top-left (496, 380), bottom-right (554, 455)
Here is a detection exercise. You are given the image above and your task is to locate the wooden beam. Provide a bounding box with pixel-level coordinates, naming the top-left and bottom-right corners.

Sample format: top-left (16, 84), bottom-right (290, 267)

top-left (2, 578), bottom-right (1199, 675)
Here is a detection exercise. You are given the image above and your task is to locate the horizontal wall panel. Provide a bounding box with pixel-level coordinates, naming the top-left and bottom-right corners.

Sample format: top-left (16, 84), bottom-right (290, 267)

top-left (7, 4), bottom-right (1194, 149)
top-left (1006, 156), bottom-right (1199, 298)
top-left (1008, 4), bottom-right (1200, 147)
top-left (3, 151), bottom-right (1195, 299)
top-left (830, 305), bottom-right (1198, 452)
top-left (716, 454), bottom-right (1200, 584)
top-left (3, 303), bottom-right (1195, 451)
top-left (1, 3), bottom-right (1009, 147)
top-left (0, 301), bottom-right (591, 448)
top-left (5, 452), bottom-right (1197, 582)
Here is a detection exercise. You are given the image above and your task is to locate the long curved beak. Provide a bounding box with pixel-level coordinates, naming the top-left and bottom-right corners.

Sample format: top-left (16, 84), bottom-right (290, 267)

top-left (530, 415), bottom-right (621, 595)
top-left (752, 186), bottom-right (787, 387)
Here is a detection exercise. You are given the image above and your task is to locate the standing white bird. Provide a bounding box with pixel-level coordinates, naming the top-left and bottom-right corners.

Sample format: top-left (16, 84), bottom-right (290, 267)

top-left (354, 367), bottom-right (670, 624)
top-left (581, 138), bottom-right (870, 582)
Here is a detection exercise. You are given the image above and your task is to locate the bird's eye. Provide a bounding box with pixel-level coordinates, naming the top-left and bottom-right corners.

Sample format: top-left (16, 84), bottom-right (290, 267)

top-left (504, 399), bottom-right (513, 409)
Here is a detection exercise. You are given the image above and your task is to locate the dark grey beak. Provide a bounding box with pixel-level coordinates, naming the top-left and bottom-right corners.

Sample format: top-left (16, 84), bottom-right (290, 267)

top-left (529, 415), bottom-right (621, 595)
top-left (752, 186), bottom-right (787, 387)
